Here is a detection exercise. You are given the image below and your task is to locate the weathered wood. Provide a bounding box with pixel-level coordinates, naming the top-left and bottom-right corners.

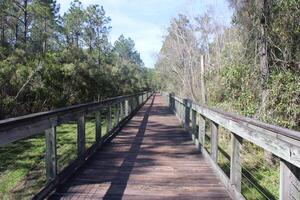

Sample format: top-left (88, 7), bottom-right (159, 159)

top-left (120, 101), bottom-right (123, 120)
top-left (125, 99), bottom-right (129, 116)
top-left (77, 114), bottom-right (86, 157)
top-left (280, 159), bottom-right (300, 200)
top-left (198, 114), bottom-right (206, 152)
top-left (230, 132), bottom-right (242, 193)
top-left (49, 94), bottom-right (231, 200)
top-left (107, 106), bottom-right (112, 133)
top-left (95, 111), bottom-right (101, 141)
top-left (116, 103), bottom-right (120, 124)
top-left (211, 121), bottom-right (219, 162)
top-left (183, 99), bottom-right (191, 129)
top-left (45, 124), bottom-right (57, 182)
top-left (191, 109), bottom-right (197, 144)
top-left (190, 103), bottom-right (300, 168)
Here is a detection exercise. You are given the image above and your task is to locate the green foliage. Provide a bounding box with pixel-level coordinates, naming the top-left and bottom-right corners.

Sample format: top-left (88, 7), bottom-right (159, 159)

top-left (0, 0), bottom-right (152, 119)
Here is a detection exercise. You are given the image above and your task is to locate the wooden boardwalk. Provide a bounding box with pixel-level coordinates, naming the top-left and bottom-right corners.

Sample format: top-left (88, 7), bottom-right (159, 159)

top-left (50, 94), bottom-right (231, 200)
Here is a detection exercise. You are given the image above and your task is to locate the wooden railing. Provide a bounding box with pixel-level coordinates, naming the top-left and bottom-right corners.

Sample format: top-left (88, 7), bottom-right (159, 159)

top-left (162, 92), bottom-right (300, 200)
top-left (0, 91), bottom-right (153, 199)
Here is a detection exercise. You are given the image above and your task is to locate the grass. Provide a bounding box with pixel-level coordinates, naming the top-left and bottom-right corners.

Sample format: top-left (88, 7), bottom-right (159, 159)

top-left (0, 116), bottom-right (108, 200)
top-left (215, 127), bottom-right (280, 200)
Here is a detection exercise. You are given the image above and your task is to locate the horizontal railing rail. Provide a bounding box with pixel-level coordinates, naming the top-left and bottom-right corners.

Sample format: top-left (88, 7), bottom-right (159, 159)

top-left (0, 91), bottom-right (153, 199)
top-left (162, 92), bottom-right (300, 200)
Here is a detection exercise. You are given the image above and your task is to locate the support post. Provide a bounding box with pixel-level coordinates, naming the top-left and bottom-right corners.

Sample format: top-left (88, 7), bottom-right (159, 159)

top-left (95, 111), bottom-right (101, 141)
top-left (45, 123), bottom-right (57, 182)
top-left (125, 99), bottom-right (129, 116)
top-left (183, 99), bottom-right (191, 129)
top-left (198, 114), bottom-right (206, 152)
top-left (192, 109), bottom-right (199, 149)
top-left (77, 114), bottom-right (85, 158)
top-left (230, 133), bottom-right (242, 193)
top-left (107, 106), bottom-right (112, 133)
top-left (210, 121), bottom-right (219, 162)
top-left (280, 159), bottom-right (300, 200)
top-left (120, 101), bottom-right (123, 120)
top-left (116, 103), bottom-right (120, 124)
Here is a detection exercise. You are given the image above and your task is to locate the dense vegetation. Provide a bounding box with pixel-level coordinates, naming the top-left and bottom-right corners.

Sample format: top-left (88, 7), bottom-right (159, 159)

top-left (155, 0), bottom-right (299, 130)
top-left (0, 0), bottom-right (152, 120)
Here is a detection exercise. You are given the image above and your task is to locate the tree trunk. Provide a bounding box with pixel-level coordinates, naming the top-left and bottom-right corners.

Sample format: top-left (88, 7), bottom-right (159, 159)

top-left (200, 55), bottom-right (206, 104)
top-left (259, 0), bottom-right (275, 165)
top-left (23, 0), bottom-right (28, 45)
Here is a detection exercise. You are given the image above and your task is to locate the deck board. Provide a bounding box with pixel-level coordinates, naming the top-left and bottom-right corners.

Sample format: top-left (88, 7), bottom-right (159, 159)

top-left (49, 94), bottom-right (231, 200)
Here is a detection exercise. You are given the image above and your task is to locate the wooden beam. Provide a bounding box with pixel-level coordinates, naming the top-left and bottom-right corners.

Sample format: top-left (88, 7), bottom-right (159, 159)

top-left (183, 99), bottom-right (191, 129)
top-left (211, 121), bottom-right (219, 162)
top-left (95, 111), bottom-right (101, 142)
top-left (125, 100), bottom-right (129, 116)
top-left (280, 159), bottom-right (300, 200)
top-left (198, 114), bottom-right (206, 152)
top-left (191, 109), bottom-right (197, 142)
top-left (230, 132), bottom-right (242, 193)
top-left (77, 114), bottom-right (85, 157)
top-left (107, 106), bottom-right (112, 133)
top-left (45, 124), bottom-right (57, 182)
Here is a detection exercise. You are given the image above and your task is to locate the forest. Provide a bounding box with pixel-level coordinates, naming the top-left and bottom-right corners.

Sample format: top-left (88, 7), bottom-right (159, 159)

top-left (0, 0), bottom-right (153, 120)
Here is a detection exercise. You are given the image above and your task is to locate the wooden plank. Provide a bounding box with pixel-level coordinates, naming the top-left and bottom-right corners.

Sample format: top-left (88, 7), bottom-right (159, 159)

top-left (77, 114), bottom-right (86, 157)
top-left (191, 103), bottom-right (300, 168)
top-left (183, 99), bottom-right (191, 129)
top-left (211, 121), bottom-right (219, 162)
top-left (95, 111), bottom-right (101, 141)
top-left (45, 125), bottom-right (57, 182)
top-left (230, 132), bottom-right (242, 193)
top-left (107, 106), bottom-right (112, 133)
top-left (280, 159), bottom-right (300, 200)
top-left (198, 114), bottom-right (206, 152)
top-left (125, 99), bottom-right (129, 116)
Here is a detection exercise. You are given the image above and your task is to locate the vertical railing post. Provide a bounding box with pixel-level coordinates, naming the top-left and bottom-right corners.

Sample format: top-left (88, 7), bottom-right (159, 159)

top-left (192, 108), bottom-right (199, 148)
top-left (95, 111), bottom-right (101, 142)
top-left (210, 121), bottom-right (219, 162)
top-left (77, 113), bottom-right (85, 158)
top-left (125, 99), bottom-right (129, 116)
top-left (280, 159), bottom-right (300, 200)
top-left (198, 114), bottom-right (206, 152)
top-left (183, 99), bottom-right (191, 129)
top-left (45, 119), bottom-right (57, 182)
top-left (120, 101), bottom-right (123, 120)
top-left (116, 102), bottom-right (120, 124)
top-left (107, 105), bottom-right (112, 133)
top-left (230, 133), bottom-right (242, 193)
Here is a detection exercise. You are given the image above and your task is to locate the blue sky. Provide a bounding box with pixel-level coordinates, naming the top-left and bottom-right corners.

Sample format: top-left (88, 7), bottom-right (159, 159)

top-left (57, 0), bottom-right (233, 68)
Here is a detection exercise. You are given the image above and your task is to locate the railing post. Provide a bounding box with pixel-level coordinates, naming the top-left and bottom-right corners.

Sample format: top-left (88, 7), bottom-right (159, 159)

top-left (192, 109), bottom-right (199, 149)
top-left (230, 132), bottom-right (242, 193)
top-left (183, 99), bottom-right (191, 129)
top-left (198, 114), bottom-right (206, 152)
top-left (77, 113), bottom-right (85, 158)
top-left (116, 103), bottom-right (120, 124)
top-left (107, 105), bottom-right (112, 133)
top-left (280, 159), bottom-right (300, 200)
top-left (125, 99), bottom-right (129, 116)
top-left (210, 121), bottom-right (219, 162)
top-left (95, 111), bottom-right (101, 142)
top-left (45, 120), bottom-right (57, 182)
top-left (120, 101), bottom-right (123, 120)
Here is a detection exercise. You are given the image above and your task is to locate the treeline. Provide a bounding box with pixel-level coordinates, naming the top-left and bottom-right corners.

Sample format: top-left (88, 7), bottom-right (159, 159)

top-left (0, 0), bottom-right (152, 119)
top-left (155, 0), bottom-right (299, 130)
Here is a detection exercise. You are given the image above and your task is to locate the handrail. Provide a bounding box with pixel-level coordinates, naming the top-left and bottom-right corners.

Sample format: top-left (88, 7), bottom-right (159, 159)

top-left (0, 91), bottom-right (150, 146)
top-left (162, 92), bottom-right (300, 200)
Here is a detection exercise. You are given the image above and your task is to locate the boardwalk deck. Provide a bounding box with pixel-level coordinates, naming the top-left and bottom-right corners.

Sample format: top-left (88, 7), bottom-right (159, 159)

top-left (49, 94), bottom-right (231, 200)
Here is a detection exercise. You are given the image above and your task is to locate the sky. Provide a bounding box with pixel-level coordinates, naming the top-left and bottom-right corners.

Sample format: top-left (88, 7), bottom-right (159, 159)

top-left (56, 0), bottom-right (233, 68)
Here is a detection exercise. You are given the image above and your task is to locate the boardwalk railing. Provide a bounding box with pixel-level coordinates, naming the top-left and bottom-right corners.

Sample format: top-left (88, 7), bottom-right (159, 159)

top-left (0, 91), bottom-right (153, 199)
top-left (162, 92), bottom-right (300, 200)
